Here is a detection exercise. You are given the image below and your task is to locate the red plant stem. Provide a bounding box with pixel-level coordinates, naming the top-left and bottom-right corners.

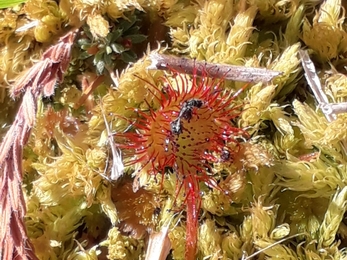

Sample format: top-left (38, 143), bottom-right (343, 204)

top-left (184, 175), bottom-right (201, 260)
top-left (147, 53), bottom-right (282, 83)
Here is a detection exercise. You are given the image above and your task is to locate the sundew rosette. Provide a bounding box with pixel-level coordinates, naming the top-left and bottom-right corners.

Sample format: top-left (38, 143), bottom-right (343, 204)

top-left (116, 68), bottom-right (248, 259)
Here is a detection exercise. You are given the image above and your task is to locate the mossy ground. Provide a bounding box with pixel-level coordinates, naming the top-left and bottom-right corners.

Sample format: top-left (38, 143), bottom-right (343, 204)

top-left (1, 0), bottom-right (347, 259)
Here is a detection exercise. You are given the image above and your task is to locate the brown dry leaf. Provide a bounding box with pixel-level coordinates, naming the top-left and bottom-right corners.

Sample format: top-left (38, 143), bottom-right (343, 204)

top-left (111, 180), bottom-right (159, 240)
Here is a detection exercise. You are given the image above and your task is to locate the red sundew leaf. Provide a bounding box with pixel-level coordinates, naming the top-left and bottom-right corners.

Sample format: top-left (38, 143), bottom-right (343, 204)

top-left (118, 65), bottom-right (249, 259)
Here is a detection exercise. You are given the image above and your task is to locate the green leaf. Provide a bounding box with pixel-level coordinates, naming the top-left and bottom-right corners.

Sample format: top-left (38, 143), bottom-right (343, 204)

top-left (83, 25), bottom-right (94, 39)
top-left (121, 51), bottom-right (137, 63)
top-left (95, 60), bottom-right (105, 75)
top-left (109, 29), bottom-right (122, 43)
top-left (79, 42), bottom-right (92, 51)
top-left (79, 52), bottom-right (92, 60)
top-left (119, 15), bottom-right (136, 32)
top-left (111, 43), bottom-right (125, 54)
top-left (0, 0), bottom-right (26, 8)
top-left (126, 34), bottom-right (147, 44)
top-left (106, 46), bottom-right (112, 55)
top-left (94, 51), bottom-right (104, 64)
top-left (77, 38), bottom-right (91, 47)
top-left (104, 53), bottom-right (113, 66)
top-left (125, 26), bottom-right (140, 35)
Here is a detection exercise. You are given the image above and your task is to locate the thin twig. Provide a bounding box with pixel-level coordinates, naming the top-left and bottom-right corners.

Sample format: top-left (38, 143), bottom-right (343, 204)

top-left (299, 50), bottom-right (347, 156)
top-left (147, 53), bottom-right (282, 83)
top-left (299, 50), bottom-right (336, 122)
top-left (321, 102), bottom-right (347, 115)
top-left (100, 104), bottom-right (124, 181)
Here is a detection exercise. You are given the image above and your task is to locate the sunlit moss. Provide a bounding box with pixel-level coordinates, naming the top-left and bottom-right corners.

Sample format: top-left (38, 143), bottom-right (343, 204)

top-left (302, 0), bottom-right (347, 61)
top-left (2, 0), bottom-right (347, 259)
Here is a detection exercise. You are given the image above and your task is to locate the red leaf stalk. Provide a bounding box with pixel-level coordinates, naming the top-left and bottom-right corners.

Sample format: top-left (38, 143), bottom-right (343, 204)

top-left (184, 175), bottom-right (201, 260)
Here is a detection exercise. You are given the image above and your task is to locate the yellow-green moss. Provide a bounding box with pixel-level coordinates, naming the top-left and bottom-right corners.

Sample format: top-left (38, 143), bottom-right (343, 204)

top-left (1, 0), bottom-right (347, 259)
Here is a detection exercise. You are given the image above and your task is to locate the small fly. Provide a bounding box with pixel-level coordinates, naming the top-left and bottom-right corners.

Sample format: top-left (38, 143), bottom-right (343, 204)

top-left (170, 99), bottom-right (204, 135)
top-left (181, 99), bottom-right (203, 121)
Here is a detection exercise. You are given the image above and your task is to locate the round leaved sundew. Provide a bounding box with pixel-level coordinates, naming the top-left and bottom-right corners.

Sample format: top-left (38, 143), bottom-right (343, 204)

top-left (117, 68), bottom-right (248, 259)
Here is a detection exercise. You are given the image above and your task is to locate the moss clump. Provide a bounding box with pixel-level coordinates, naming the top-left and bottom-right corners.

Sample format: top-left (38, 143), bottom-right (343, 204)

top-left (1, 0), bottom-right (347, 259)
